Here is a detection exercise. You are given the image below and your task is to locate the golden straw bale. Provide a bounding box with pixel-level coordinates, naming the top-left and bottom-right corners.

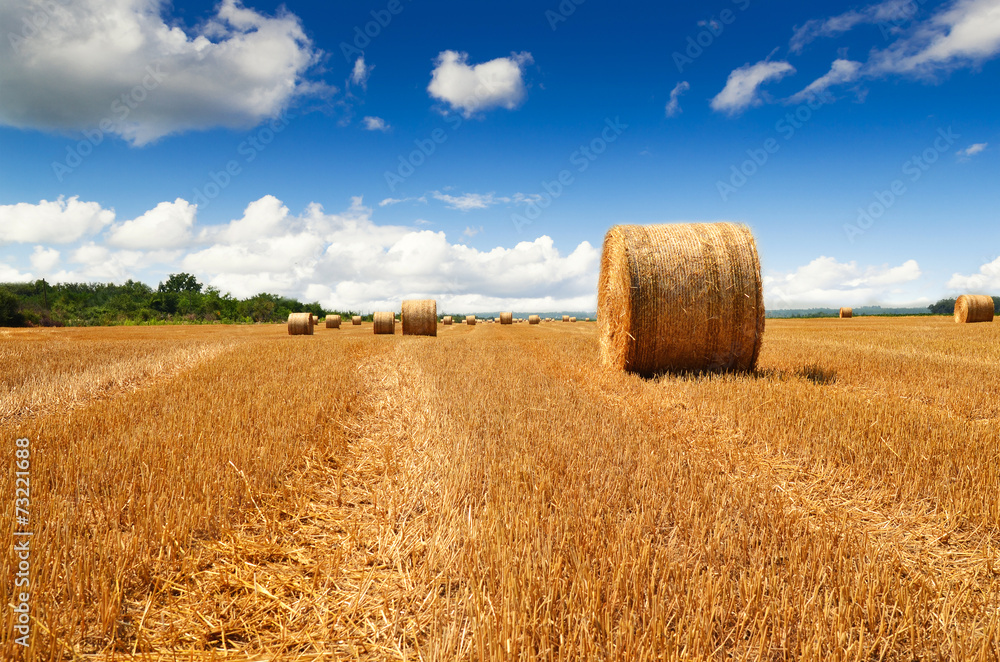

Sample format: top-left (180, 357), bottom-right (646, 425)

top-left (954, 295), bottom-right (995, 324)
top-left (402, 299), bottom-right (437, 336)
top-left (502, 312), bottom-right (513, 324)
top-left (466, 315), bottom-right (476, 326)
top-left (287, 312), bottom-right (314, 335)
top-left (325, 314), bottom-right (341, 328)
top-left (352, 315), bottom-right (362, 325)
top-left (839, 307), bottom-right (853, 318)
top-left (443, 315), bottom-right (453, 325)
top-left (597, 222), bottom-right (764, 375)
top-left (373, 311), bottom-right (395, 334)
top-left (529, 315), bottom-right (540, 324)
top-left (570, 317), bottom-right (577, 322)
top-left (562, 315), bottom-right (570, 322)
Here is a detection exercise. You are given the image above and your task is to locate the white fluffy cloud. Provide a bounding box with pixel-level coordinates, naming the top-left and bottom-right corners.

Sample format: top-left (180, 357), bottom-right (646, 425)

top-left (107, 198), bottom-right (195, 249)
top-left (665, 81), bottom-right (690, 117)
top-left (351, 56), bottom-right (373, 89)
top-left (29, 246), bottom-right (60, 273)
top-left (957, 142), bottom-right (988, 157)
top-left (868, 0), bottom-right (1000, 75)
top-left (432, 191), bottom-right (502, 211)
top-left (0, 0), bottom-right (323, 145)
top-left (427, 50), bottom-right (533, 116)
top-left (790, 0), bottom-right (917, 53)
top-left (0, 196), bottom-right (114, 244)
top-left (788, 59), bottom-right (862, 102)
top-left (711, 60), bottom-right (796, 115)
top-left (947, 257), bottom-right (1000, 291)
top-left (765, 256), bottom-right (923, 308)
top-left (363, 116), bottom-right (389, 132)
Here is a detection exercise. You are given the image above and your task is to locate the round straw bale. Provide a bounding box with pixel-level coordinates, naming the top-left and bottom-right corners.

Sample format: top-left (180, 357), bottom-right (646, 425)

top-left (529, 315), bottom-right (540, 324)
top-left (402, 299), bottom-right (437, 336)
top-left (569, 316), bottom-right (577, 322)
top-left (352, 315), bottom-right (362, 325)
top-left (954, 294), bottom-right (995, 324)
top-left (287, 312), bottom-right (314, 335)
top-left (839, 307), bottom-right (853, 319)
top-left (585, 317), bottom-right (591, 322)
top-left (597, 222), bottom-right (764, 375)
top-left (443, 315), bottom-right (453, 325)
top-left (562, 315), bottom-right (570, 322)
top-left (325, 314), bottom-right (341, 328)
top-left (466, 315), bottom-right (476, 326)
top-left (501, 312), bottom-right (514, 324)
top-left (373, 311), bottom-right (395, 334)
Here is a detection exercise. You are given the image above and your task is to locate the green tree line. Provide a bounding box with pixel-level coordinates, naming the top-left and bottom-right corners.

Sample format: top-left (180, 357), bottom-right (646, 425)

top-left (927, 296), bottom-right (1000, 315)
top-left (0, 273), bottom-right (363, 327)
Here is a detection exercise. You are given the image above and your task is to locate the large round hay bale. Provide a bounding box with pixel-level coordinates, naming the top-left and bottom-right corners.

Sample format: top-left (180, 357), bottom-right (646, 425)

top-left (529, 315), bottom-right (540, 324)
top-left (585, 317), bottom-right (591, 322)
top-left (569, 316), bottom-right (577, 322)
top-left (501, 312), bottom-right (511, 323)
top-left (954, 295), bottom-right (995, 324)
top-left (402, 300), bottom-right (437, 336)
top-left (373, 311), bottom-right (395, 334)
top-left (562, 315), bottom-right (570, 322)
top-left (287, 312), bottom-right (314, 335)
top-left (443, 315), bottom-right (453, 325)
top-left (326, 314), bottom-right (341, 328)
top-left (839, 307), bottom-right (853, 319)
top-left (466, 315), bottom-right (476, 326)
top-left (598, 222), bottom-right (764, 375)
top-left (352, 315), bottom-right (362, 325)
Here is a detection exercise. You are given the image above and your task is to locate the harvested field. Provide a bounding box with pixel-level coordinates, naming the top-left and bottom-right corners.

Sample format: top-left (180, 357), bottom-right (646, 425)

top-left (3, 317), bottom-right (1000, 660)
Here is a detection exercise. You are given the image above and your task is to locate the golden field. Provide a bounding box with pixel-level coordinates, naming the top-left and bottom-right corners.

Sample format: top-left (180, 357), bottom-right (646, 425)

top-left (2, 317), bottom-right (999, 660)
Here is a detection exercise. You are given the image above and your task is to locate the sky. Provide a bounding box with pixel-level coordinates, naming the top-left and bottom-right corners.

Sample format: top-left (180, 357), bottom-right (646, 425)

top-left (0, 0), bottom-right (998, 312)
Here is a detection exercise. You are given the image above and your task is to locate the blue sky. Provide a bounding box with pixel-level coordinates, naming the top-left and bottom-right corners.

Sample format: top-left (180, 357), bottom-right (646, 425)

top-left (1, 0), bottom-right (998, 312)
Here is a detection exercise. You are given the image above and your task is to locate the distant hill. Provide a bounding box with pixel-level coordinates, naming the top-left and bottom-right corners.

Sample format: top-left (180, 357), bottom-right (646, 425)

top-left (766, 306), bottom-right (933, 318)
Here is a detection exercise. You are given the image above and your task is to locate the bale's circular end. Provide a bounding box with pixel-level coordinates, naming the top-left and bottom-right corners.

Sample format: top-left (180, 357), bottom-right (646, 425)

top-left (562, 315), bottom-right (570, 322)
top-left (373, 311), bottom-right (395, 334)
top-left (402, 300), bottom-right (437, 336)
top-left (839, 307), bottom-right (853, 319)
top-left (352, 315), bottom-right (362, 325)
top-left (954, 295), bottom-right (995, 323)
top-left (466, 315), bottom-right (476, 326)
top-left (528, 315), bottom-right (540, 324)
top-left (326, 314), bottom-right (342, 328)
top-left (287, 312), bottom-right (314, 335)
top-left (597, 222), bottom-right (765, 375)
top-left (443, 315), bottom-right (453, 325)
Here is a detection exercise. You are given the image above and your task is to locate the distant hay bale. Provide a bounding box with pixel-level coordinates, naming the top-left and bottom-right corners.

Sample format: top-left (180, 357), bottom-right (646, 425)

top-left (466, 315), bottom-right (476, 326)
top-left (352, 315), bottom-right (362, 325)
top-left (443, 315), bottom-right (453, 325)
top-left (839, 307), bottom-right (853, 319)
top-left (402, 299), bottom-right (437, 336)
top-left (570, 316), bottom-right (577, 322)
top-left (287, 312), bottom-right (314, 335)
top-left (529, 315), bottom-right (540, 324)
top-left (311, 314), bottom-right (319, 326)
top-left (954, 295), bottom-right (995, 324)
top-left (597, 222), bottom-right (764, 375)
top-left (585, 317), bottom-right (591, 322)
top-left (562, 315), bottom-right (570, 322)
top-left (325, 314), bottom-right (341, 328)
top-left (500, 312), bottom-right (513, 324)
top-left (373, 311), bottom-right (395, 334)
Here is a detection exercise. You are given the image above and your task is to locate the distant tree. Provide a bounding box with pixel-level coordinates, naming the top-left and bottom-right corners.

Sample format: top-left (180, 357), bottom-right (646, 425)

top-left (158, 273), bottom-right (202, 294)
top-left (928, 298), bottom-right (957, 315)
top-left (0, 288), bottom-right (25, 326)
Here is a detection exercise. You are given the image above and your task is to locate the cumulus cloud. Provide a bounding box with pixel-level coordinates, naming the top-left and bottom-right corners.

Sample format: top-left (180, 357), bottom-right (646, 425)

top-left (362, 116), bottom-right (389, 132)
top-left (0, 0), bottom-right (324, 145)
top-left (787, 59), bottom-right (862, 102)
top-left (106, 198), bottom-right (196, 249)
top-left (665, 81), bottom-right (690, 117)
top-left (790, 0), bottom-right (917, 53)
top-left (29, 246), bottom-right (60, 273)
top-left (351, 56), bottom-right (373, 89)
top-left (427, 50), bottom-right (533, 116)
top-left (0, 196), bottom-right (114, 244)
top-left (868, 0), bottom-right (1000, 75)
top-left (765, 256), bottom-right (922, 308)
top-left (711, 60), bottom-right (796, 115)
top-left (947, 256), bottom-right (1000, 291)
top-left (957, 142), bottom-right (988, 157)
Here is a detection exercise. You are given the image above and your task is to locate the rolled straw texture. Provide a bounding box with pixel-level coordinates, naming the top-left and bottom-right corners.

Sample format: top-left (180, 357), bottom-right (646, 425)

top-left (529, 315), bottom-right (540, 324)
top-left (373, 311), bottom-right (395, 334)
top-left (287, 312), bottom-right (313, 335)
top-left (954, 295), bottom-right (995, 323)
top-left (325, 314), bottom-right (341, 328)
top-left (402, 299), bottom-right (437, 336)
top-left (597, 222), bottom-right (764, 375)
top-left (839, 308), bottom-right (853, 319)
